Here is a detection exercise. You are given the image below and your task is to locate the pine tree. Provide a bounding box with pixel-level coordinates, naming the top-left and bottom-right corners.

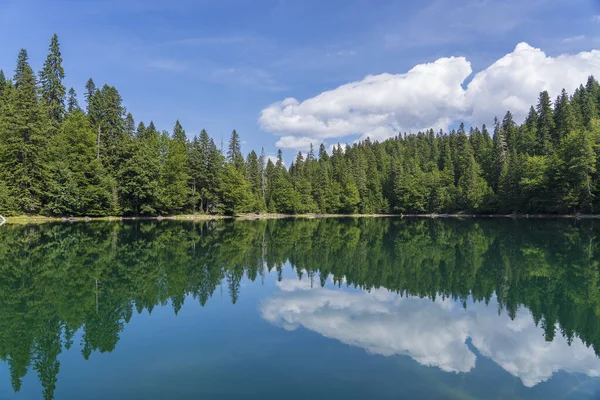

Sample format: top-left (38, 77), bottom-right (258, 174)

top-left (157, 122), bottom-right (190, 213)
top-left (84, 78), bottom-right (95, 112)
top-left (172, 120), bottom-right (186, 143)
top-left (66, 87), bottom-right (80, 114)
top-left (522, 106), bottom-right (538, 154)
top-left (455, 131), bottom-right (490, 210)
top-left (246, 150), bottom-right (265, 211)
top-left (188, 130), bottom-right (224, 213)
top-left (118, 131), bottom-right (160, 215)
top-left (0, 70), bottom-right (6, 100)
top-left (88, 84), bottom-right (126, 163)
top-left (124, 113), bottom-right (135, 136)
top-left (553, 89), bottom-right (575, 143)
top-left (45, 110), bottom-right (114, 215)
top-left (555, 129), bottom-right (596, 212)
top-left (219, 163), bottom-right (252, 215)
top-left (492, 116), bottom-right (507, 192)
top-left (38, 34), bottom-right (66, 126)
top-left (0, 49), bottom-right (47, 213)
top-left (536, 91), bottom-right (555, 155)
top-left (227, 129), bottom-right (244, 171)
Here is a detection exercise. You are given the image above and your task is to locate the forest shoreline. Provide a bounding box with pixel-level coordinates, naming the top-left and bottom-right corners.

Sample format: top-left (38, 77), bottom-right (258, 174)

top-left (3, 212), bottom-right (600, 225)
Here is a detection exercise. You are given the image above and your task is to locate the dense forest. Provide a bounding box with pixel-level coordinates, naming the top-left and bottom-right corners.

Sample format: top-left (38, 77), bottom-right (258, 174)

top-left (1, 35), bottom-right (600, 216)
top-left (0, 218), bottom-right (598, 399)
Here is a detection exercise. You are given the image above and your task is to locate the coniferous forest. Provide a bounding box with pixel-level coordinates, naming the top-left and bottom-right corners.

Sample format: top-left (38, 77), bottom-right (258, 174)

top-left (2, 35), bottom-right (600, 217)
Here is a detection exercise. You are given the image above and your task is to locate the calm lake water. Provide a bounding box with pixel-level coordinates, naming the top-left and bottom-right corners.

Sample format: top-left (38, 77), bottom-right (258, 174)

top-left (1, 218), bottom-right (600, 399)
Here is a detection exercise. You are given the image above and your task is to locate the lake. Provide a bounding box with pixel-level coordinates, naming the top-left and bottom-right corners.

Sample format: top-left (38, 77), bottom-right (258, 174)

top-left (0, 218), bottom-right (599, 399)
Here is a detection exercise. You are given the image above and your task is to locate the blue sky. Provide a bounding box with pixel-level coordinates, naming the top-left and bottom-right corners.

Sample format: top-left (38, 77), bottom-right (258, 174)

top-left (1, 0), bottom-right (600, 161)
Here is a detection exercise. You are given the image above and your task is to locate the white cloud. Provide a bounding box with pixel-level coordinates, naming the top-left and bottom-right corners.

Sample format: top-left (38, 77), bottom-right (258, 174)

top-left (261, 280), bottom-right (600, 387)
top-left (275, 136), bottom-right (320, 151)
top-left (260, 43), bottom-right (600, 148)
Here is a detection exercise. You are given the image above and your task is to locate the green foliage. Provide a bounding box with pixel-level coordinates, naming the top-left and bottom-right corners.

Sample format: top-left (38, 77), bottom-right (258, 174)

top-left (1, 36), bottom-right (600, 216)
top-left (219, 163), bottom-right (253, 215)
top-left (38, 34), bottom-right (66, 127)
top-left (44, 111), bottom-right (114, 215)
top-left (0, 49), bottom-right (48, 214)
top-left (157, 130), bottom-right (189, 213)
top-left (554, 129), bottom-right (596, 212)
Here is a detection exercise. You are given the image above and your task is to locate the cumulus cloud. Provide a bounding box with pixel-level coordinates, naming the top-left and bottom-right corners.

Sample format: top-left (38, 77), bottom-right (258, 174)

top-left (260, 280), bottom-right (600, 387)
top-left (260, 43), bottom-right (600, 148)
top-left (275, 136), bottom-right (318, 152)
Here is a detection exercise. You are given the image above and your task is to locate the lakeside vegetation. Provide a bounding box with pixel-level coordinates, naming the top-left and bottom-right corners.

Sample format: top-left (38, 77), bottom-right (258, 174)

top-left (1, 35), bottom-right (600, 217)
top-left (1, 218), bottom-right (599, 399)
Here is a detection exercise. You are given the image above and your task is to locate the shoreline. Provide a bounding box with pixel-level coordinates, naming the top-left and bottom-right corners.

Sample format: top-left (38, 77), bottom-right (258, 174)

top-left (2, 212), bottom-right (600, 225)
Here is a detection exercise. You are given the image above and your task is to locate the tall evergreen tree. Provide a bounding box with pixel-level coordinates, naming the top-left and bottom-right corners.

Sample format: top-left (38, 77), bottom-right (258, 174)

top-left (124, 113), bottom-right (135, 136)
top-left (157, 121), bottom-right (189, 213)
top-left (553, 89), bottom-right (575, 143)
top-left (246, 150), bottom-right (265, 211)
top-left (0, 49), bottom-right (47, 213)
top-left (0, 70), bottom-right (6, 99)
top-left (45, 110), bottom-right (114, 215)
top-left (227, 129), bottom-right (244, 171)
top-left (88, 84), bottom-right (126, 162)
top-left (84, 78), bottom-right (96, 112)
top-left (38, 34), bottom-right (66, 126)
top-left (66, 87), bottom-right (80, 115)
top-left (536, 91), bottom-right (555, 155)
top-left (172, 120), bottom-right (186, 143)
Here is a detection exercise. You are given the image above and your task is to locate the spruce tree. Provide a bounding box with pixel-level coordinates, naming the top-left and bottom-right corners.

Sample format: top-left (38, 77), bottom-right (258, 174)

top-left (0, 49), bottom-right (47, 213)
top-left (157, 122), bottom-right (189, 213)
top-left (45, 110), bottom-right (114, 215)
top-left (84, 78), bottom-right (96, 112)
top-left (246, 150), bottom-right (264, 211)
top-left (172, 120), bottom-right (186, 143)
top-left (0, 70), bottom-right (5, 99)
top-left (522, 106), bottom-right (538, 154)
top-left (553, 89), bottom-right (575, 143)
top-left (227, 130), bottom-right (244, 171)
top-left (38, 34), bottom-right (66, 125)
top-left (536, 91), bottom-right (555, 154)
top-left (66, 87), bottom-right (80, 114)
top-left (124, 113), bottom-right (135, 136)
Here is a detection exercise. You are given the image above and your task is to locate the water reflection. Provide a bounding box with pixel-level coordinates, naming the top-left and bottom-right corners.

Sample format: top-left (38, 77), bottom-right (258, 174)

top-left (262, 278), bottom-right (600, 387)
top-left (0, 218), bottom-right (599, 399)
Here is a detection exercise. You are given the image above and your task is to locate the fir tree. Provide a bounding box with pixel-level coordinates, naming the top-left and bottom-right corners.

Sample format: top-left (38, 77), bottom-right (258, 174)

top-left (0, 49), bottom-right (47, 213)
top-left (84, 78), bottom-right (96, 112)
top-left (227, 129), bottom-right (244, 171)
top-left (536, 91), bottom-right (555, 155)
top-left (66, 87), bottom-right (80, 114)
top-left (38, 34), bottom-right (66, 125)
